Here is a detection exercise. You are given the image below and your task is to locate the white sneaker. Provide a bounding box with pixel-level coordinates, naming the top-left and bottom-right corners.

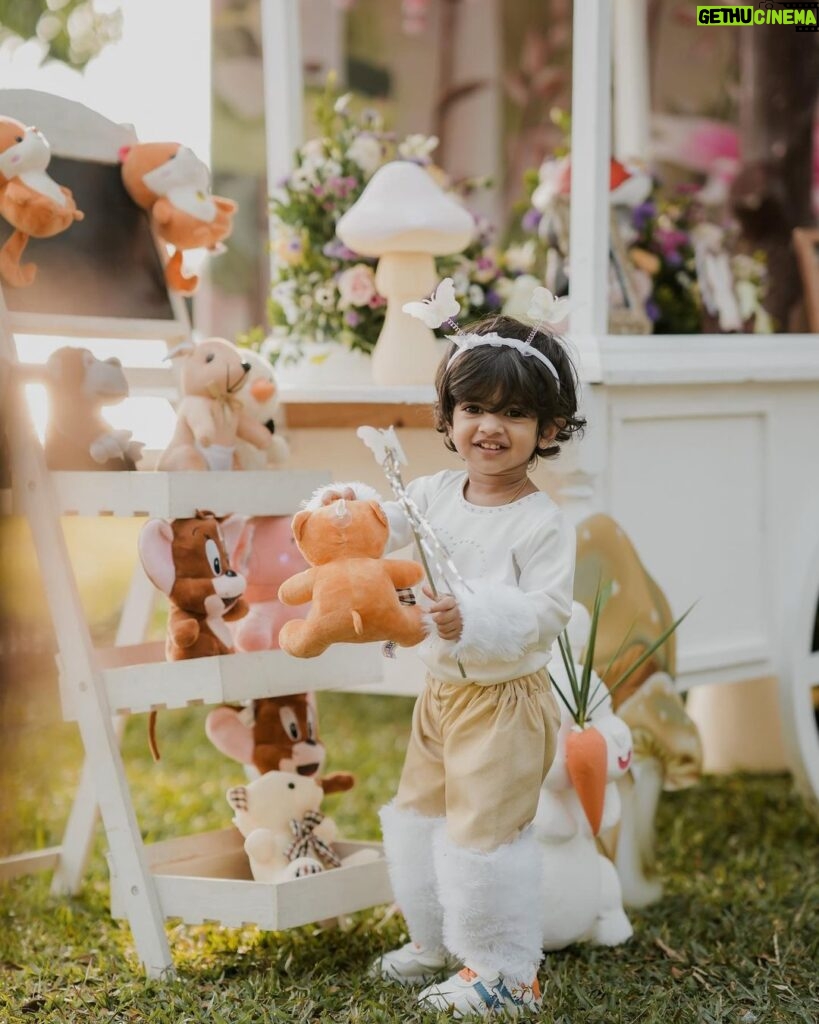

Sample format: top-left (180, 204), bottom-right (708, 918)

top-left (371, 941), bottom-right (455, 985)
top-left (418, 967), bottom-right (542, 1018)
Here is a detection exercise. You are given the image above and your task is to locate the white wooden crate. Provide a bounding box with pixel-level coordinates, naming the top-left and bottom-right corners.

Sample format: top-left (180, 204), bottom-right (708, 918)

top-left (109, 828), bottom-right (392, 930)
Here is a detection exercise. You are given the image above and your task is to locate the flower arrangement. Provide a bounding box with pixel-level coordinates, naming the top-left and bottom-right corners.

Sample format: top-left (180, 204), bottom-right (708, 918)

top-left (265, 81), bottom-right (523, 366)
top-left (518, 123), bottom-right (771, 335)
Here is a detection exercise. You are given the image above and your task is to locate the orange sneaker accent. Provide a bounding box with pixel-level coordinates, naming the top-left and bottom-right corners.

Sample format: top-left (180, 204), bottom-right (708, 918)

top-left (458, 967), bottom-right (478, 981)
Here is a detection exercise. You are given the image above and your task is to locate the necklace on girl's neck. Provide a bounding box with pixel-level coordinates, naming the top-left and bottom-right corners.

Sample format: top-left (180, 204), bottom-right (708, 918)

top-left (465, 475), bottom-right (534, 506)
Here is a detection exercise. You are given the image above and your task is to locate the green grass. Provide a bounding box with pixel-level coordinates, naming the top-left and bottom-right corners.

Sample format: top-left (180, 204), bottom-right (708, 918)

top-left (1, 688), bottom-right (817, 1024)
top-left (1, 520), bottom-right (818, 1021)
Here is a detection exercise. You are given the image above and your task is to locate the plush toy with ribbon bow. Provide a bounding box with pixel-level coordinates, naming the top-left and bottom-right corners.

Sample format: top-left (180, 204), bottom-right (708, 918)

top-left (157, 337), bottom-right (273, 471)
top-left (0, 116), bottom-right (84, 288)
top-left (120, 141), bottom-right (236, 295)
top-left (226, 769), bottom-right (380, 883)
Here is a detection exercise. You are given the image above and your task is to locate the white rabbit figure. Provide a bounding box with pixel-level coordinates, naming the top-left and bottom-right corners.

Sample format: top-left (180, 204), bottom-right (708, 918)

top-left (534, 602), bottom-right (634, 950)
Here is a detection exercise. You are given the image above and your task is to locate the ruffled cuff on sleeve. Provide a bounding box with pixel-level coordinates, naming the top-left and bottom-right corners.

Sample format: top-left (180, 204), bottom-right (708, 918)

top-left (448, 580), bottom-right (539, 664)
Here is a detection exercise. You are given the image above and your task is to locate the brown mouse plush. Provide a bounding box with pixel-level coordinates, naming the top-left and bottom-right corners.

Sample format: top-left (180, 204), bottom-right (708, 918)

top-left (43, 346), bottom-right (143, 471)
top-left (205, 694), bottom-right (354, 793)
top-left (278, 497), bottom-right (426, 658)
top-left (138, 511), bottom-right (248, 758)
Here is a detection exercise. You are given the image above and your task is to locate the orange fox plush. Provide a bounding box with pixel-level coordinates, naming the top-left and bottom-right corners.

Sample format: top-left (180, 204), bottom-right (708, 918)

top-left (120, 141), bottom-right (236, 295)
top-left (278, 497), bottom-right (427, 658)
top-left (0, 117), bottom-right (84, 288)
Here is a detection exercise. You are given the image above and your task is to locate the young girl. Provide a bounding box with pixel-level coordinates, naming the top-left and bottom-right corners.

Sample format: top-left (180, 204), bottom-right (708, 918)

top-left (320, 310), bottom-right (584, 1017)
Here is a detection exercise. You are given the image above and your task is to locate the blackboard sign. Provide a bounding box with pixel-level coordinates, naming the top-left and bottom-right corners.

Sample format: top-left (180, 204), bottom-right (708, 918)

top-left (0, 156), bottom-right (175, 321)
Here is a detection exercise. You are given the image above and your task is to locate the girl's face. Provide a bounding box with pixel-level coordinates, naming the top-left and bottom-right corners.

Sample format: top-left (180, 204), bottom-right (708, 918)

top-left (449, 400), bottom-right (554, 477)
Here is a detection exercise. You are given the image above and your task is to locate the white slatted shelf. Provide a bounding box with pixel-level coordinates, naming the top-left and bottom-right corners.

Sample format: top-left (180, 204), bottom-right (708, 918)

top-left (0, 846), bottom-right (62, 883)
top-left (109, 829), bottom-right (391, 930)
top-left (59, 642), bottom-right (386, 718)
top-left (4, 471), bottom-right (330, 518)
top-left (45, 470), bottom-right (328, 518)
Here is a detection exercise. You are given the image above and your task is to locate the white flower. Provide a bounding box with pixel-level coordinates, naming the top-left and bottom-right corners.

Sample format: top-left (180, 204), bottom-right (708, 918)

top-left (347, 134), bottom-right (383, 175)
top-left (314, 283), bottom-right (337, 310)
top-left (272, 280), bottom-right (299, 325)
top-left (334, 92), bottom-right (353, 114)
top-left (299, 293), bottom-right (314, 311)
top-left (398, 134), bottom-right (439, 161)
top-left (300, 138), bottom-right (326, 162)
top-left (468, 284), bottom-right (485, 307)
top-left (531, 156), bottom-right (569, 214)
top-left (504, 240), bottom-right (537, 274)
top-left (451, 271), bottom-right (470, 298)
top-left (290, 165), bottom-right (316, 192)
top-left (338, 263), bottom-right (377, 308)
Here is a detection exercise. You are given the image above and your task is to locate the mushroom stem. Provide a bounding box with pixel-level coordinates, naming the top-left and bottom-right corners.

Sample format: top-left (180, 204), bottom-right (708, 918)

top-left (373, 251), bottom-right (442, 385)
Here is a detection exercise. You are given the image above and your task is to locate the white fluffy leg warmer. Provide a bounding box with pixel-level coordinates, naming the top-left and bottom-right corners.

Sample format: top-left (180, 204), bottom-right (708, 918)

top-left (380, 803), bottom-right (446, 950)
top-left (434, 828), bottom-right (544, 980)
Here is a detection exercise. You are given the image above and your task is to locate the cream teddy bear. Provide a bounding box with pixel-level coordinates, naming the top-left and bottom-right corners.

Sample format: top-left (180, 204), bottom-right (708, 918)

top-left (226, 770), bottom-right (379, 883)
top-left (157, 337), bottom-right (273, 471)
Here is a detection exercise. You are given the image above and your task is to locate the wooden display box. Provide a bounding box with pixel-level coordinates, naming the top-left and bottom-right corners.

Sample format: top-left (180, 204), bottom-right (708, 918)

top-left (109, 828), bottom-right (392, 931)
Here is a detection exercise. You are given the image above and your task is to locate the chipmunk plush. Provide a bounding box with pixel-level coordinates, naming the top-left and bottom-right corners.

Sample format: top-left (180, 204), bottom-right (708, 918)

top-left (43, 346), bottom-right (143, 471)
top-left (205, 693), bottom-right (354, 793)
top-left (138, 511), bottom-right (248, 759)
top-left (233, 350), bottom-right (289, 470)
top-left (157, 338), bottom-right (273, 471)
top-left (120, 142), bottom-right (236, 295)
top-left (278, 496), bottom-right (426, 658)
top-left (0, 117), bottom-right (84, 288)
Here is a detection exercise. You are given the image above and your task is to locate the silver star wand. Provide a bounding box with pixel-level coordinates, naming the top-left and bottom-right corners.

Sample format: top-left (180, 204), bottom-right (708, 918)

top-left (358, 426), bottom-right (469, 678)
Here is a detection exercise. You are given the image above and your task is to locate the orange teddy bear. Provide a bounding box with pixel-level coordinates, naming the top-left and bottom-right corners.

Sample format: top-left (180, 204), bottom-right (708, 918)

top-left (278, 496), bottom-right (427, 658)
top-left (120, 142), bottom-right (236, 296)
top-left (0, 117), bottom-right (84, 288)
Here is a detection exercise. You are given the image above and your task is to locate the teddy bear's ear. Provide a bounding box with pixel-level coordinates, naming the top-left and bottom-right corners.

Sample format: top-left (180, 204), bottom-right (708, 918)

top-left (226, 785), bottom-right (249, 812)
top-left (291, 509), bottom-right (311, 545)
top-left (138, 518), bottom-right (176, 595)
top-left (368, 501), bottom-right (388, 528)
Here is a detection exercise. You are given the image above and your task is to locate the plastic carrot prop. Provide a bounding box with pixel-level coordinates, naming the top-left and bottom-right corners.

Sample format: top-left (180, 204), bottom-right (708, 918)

top-left (553, 581), bottom-right (693, 835)
top-left (565, 725), bottom-right (607, 835)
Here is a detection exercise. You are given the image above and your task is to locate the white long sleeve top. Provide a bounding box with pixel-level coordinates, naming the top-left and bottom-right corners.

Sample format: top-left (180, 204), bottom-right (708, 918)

top-left (383, 469), bottom-right (575, 685)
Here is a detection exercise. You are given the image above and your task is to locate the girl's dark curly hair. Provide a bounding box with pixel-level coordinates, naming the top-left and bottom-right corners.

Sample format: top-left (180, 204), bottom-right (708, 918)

top-left (433, 314), bottom-right (586, 460)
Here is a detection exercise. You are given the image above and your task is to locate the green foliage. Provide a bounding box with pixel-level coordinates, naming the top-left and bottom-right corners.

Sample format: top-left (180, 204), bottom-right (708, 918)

top-left (556, 581), bottom-right (691, 727)
top-left (266, 79), bottom-right (520, 366)
top-left (0, 0), bottom-right (122, 70)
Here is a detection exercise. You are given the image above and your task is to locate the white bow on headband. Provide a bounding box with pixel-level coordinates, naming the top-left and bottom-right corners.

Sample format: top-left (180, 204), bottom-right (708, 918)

top-left (402, 278), bottom-right (568, 390)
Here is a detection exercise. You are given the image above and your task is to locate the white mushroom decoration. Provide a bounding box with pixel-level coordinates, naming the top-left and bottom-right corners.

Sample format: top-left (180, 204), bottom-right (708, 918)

top-left (335, 160), bottom-right (475, 386)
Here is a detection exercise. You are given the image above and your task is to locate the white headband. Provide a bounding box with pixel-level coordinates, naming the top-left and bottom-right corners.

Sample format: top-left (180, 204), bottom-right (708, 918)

top-left (403, 278), bottom-right (569, 392)
top-left (445, 331), bottom-right (562, 389)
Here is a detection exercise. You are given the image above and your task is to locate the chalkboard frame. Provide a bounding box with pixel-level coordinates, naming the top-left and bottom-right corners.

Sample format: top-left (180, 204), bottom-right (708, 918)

top-left (0, 89), bottom-right (189, 344)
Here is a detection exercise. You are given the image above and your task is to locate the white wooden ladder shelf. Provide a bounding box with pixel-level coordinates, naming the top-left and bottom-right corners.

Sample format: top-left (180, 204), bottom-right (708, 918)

top-left (0, 90), bottom-right (392, 978)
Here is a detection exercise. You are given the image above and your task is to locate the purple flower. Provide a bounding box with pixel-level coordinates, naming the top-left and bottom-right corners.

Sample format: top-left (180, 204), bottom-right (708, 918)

top-left (323, 238), bottom-right (360, 261)
top-left (485, 289), bottom-right (502, 309)
top-left (646, 300), bottom-right (661, 322)
top-left (522, 208), bottom-right (542, 233)
top-left (344, 310), bottom-right (362, 327)
top-left (632, 201), bottom-right (656, 231)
